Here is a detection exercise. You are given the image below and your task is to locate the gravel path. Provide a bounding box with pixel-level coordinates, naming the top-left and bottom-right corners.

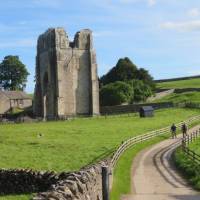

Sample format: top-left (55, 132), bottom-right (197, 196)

top-left (122, 125), bottom-right (200, 200)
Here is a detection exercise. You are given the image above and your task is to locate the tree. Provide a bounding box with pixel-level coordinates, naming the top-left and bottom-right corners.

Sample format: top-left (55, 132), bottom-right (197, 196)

top-left (100, 57), bottom-right (155, 91)
top-left (135, 68), bottom-right (155, 90)
top-left (0, 56), bottom-right (29, 90)
top-left (100, 57), bottom-right (137, 85)
top-left (129, 80), bottom-right (152, 103)
top-left (100, 81), bottom-right (133, 106)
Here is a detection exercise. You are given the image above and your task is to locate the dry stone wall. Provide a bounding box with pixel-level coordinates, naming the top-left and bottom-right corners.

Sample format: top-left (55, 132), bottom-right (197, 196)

top-left (33, 161), bottom-right (109, 200)
top-left (155, 75), bottom-right (200, 83)
top-left (33, 162), bottom-right (106, 200)
top-left (0, 169), bottom-right (59, 195)
top-left (0, 162), bottom-right (108, 199)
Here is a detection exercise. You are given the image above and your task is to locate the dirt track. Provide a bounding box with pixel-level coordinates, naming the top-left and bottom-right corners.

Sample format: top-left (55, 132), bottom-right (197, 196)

top-left (122, 126), bottom-right (200, 200)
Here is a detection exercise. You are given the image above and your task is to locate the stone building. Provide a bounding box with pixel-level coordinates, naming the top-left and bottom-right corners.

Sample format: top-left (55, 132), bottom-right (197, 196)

top-left (0, 91), bottom-right (32, 114)
top-left (33, 28), bottom-right (99, 119)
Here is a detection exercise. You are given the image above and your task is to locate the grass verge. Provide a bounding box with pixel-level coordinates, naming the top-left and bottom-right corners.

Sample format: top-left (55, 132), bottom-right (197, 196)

top-left (173, 148), bottom-right (200, 190)
top-left (173, 138), bottom-right (200, 190)
top-left (0, 194), bottom-right (32, 200)
top-left (110, 134), bottom-right (169, 200)
top-left (156, 78), bottom-right (200, 89)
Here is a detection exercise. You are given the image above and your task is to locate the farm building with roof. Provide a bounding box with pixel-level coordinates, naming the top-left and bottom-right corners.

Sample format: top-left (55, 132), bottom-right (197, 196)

top-left (0, 91), bottom-right (32, 114)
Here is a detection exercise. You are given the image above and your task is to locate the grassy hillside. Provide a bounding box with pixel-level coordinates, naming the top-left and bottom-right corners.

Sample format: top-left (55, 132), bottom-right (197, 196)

top-left (154, 77), bottom-right (200, 103)
top-left (153, 92), bottom-right (200, 103)
top-left (0, 108), bottom-right (199, 172)
top-left (157, 78), bottom-right (200, 89)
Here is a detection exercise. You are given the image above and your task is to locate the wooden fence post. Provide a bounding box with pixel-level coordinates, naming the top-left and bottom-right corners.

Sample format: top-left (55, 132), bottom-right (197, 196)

top-left (102, 166), bottom-right (110, 200)
top-left (182, 140), bottom-right (185, 151)
top-left (187, 135), bottom-right (189, 146)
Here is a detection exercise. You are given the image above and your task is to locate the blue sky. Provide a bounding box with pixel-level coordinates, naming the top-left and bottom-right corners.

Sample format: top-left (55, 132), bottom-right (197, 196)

top-left (1, 0), bottom-right (200, 92)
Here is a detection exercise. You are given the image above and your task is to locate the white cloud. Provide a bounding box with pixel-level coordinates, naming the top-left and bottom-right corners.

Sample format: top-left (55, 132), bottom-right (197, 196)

top-left (161, 20), bottom-right (200, 32)
top-left (188, 8), bottom-right (200, 17)
top-left (31, 0), bottom-right (63, 8)
top-left (119, 0), bottom-right (139, 3)
top-left (187, 69), bottom-right (200, 76)
top-left (118, 0), bottom-right (156, 6)
top-left (0, 39), bottom-right (36, 48)
top-left (18, 21), bottom-right (28, 25)
top-left (148, 0), bottom-right (156, 6)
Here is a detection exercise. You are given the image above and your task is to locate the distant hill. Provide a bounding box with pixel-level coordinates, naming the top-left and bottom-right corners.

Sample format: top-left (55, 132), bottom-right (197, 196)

top-left (155, 75), bottom-right (200, 83)
top-left (152, 75), bottom-right (200, 104)
top-left (156, 76), bottom-right (200, 90)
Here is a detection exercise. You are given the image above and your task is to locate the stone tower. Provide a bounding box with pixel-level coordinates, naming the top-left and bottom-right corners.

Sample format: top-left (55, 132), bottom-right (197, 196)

top-left (33, 28), bottom-right (99, 119)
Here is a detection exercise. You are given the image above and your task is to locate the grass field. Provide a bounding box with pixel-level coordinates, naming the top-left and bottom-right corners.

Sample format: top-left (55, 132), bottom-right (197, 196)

top-left (174, 138), bottom-right (200, 190)
top-left (157, 78), bottom-right (200, 89)
top-left (153, 91), bottom-right (200, 104)
top-left (0, 108), bottom-right (199, 172)
top-left (0, 194), bottom-right (31, 200)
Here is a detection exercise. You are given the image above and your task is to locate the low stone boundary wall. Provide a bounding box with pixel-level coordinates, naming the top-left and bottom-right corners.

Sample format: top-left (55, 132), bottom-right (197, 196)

top-left (0, 169), bottom-right (59, 195)
top-left (33, 161), bottom-right (108, 200)
top-left (147, 89), bottom-right (174, 102)
top-left (155, 75), bottom-right (200, 83)
top-left (0, 161), bottom-right (108, 199)
top-left (174, 88), bottom-right (200, 93)
top-left (156, 88), bottom-right (200, 94)
top-left (100, 102), bottom-right (174, 115)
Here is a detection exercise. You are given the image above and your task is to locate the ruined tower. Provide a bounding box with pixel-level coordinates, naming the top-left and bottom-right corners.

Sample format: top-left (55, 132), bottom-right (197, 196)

top-left (33, 28), bottom-right (99, 119)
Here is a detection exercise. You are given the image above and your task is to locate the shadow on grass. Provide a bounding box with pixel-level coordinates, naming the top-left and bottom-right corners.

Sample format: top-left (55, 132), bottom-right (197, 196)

top-left (27, 142), bottom-right (39, 146)
top-left (83, 147), bottom-right (116, 168)
top-left (169, 195), bottom-right (200, 200)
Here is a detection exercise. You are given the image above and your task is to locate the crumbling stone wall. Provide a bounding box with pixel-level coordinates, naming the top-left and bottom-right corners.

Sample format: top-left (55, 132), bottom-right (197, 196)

top-left (0, 169), bottom-right (59, 195)
top-left (0, 161), bottom-right (107, 199)
top-left (33, 162), bottom-right (106, 200)
top-left (34, 28), bottom-right (99, 119)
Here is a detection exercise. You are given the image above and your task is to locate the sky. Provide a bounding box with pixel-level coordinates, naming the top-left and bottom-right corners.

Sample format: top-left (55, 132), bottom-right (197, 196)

top-left (1, 0), bottom-right (200, 93)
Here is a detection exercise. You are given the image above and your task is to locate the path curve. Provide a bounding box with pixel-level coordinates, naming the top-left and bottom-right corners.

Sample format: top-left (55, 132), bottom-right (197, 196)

top-left (122, 125), bottom-right (200, 200)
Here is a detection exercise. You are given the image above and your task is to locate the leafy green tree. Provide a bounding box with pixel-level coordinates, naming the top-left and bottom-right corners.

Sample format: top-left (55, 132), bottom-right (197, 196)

top-left (135, 68), bottom-right (155, 90)
top-left (0, 56), bottom-right (29, 90)
top-left (129, 80), bottom-right (152, 103)
top-left (100, 57), bottom-right (155, 91)
top-left (100, 81), bottom-right (133, 106)
top-left (100, 57), bottom-right (137, 85)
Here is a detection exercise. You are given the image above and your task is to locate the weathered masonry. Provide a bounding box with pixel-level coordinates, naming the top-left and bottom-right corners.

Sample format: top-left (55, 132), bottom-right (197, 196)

top-left (34, 28), bottom-right (99, 119)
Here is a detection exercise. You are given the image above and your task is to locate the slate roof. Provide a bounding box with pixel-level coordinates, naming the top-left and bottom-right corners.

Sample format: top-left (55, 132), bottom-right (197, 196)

top-left (0, 91), bottom-right (32, 100)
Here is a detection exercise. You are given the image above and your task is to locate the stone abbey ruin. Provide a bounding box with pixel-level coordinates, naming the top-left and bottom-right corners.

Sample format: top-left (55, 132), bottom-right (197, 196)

top-left (34, 28), bottom-right (99, 119)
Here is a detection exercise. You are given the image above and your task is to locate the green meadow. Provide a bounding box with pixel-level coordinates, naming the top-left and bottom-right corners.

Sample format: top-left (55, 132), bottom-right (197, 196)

top-left (157, 78), bottom-right (200, 89)
top-left (153, 91), bottom-right (200, 104)
top-left (0, 108), bottom-right (199, 172)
